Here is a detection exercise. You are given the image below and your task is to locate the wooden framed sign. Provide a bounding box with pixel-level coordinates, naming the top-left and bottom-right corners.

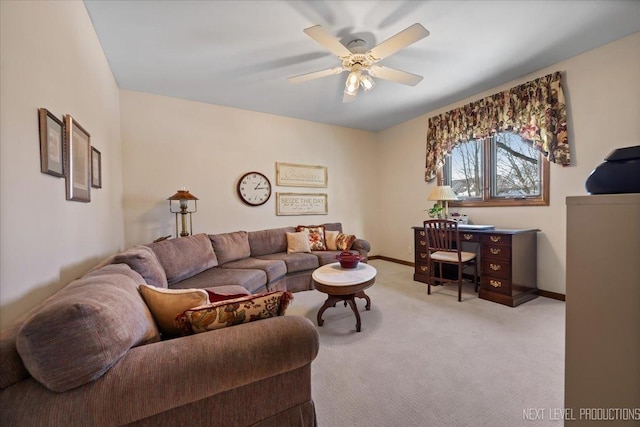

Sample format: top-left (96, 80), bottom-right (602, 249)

top-left (276, 193), bottom-right (328, 216)
top-left (276, 162), bottom-right (327, 188)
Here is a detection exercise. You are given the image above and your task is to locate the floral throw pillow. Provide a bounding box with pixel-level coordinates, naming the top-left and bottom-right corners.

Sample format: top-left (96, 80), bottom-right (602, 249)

top-left (296, 225), bottom-right (327, 251)
top-left (175, 291), bottom-right (293, 335)
top-left (336, 233), bottom-right (356, 251)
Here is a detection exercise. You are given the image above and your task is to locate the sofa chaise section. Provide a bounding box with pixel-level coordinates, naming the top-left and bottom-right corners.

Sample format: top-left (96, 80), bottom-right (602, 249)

top-left (0, 264), bottom-right (319, 426)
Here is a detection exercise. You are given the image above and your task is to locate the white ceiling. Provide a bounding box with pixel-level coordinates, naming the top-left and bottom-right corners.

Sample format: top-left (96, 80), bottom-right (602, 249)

top-left (84, 0), bottom-right (640, 132)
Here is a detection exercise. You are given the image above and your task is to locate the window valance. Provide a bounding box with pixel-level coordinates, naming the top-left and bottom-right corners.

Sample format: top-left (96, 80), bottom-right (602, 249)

top-left (425, 71), bottom-right (569, 181)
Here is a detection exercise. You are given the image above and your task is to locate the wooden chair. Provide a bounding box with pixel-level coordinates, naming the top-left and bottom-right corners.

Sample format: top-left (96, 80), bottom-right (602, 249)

top-left (423, 219), bottom-right (478, 301)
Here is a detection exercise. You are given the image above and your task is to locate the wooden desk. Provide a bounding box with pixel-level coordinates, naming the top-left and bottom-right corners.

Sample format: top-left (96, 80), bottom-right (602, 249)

top-left (412, 226), bottom-right (539, 307)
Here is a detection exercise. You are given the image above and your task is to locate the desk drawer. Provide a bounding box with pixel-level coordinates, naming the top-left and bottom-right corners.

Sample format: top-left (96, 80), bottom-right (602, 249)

top-left (481, 234), bottom-right (511, 246)
top-left (482, 243), bottom-right (510, 260)
top-left (460, 232), bottom-right (480, 243)
top-left (415, 238), bottom-right (427, 251)
top-left (481, 276), bottom-right (511, 295)
top-left (415, 262), bottom-right (430, 276)
top-left (482, 259), bottom-right (511, 279)
top-left (416, 251), bottom-right (429, 262)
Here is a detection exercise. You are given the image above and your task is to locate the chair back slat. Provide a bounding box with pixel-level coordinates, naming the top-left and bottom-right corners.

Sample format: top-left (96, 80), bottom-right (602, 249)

top-left (423, 219), bottom-right (460, 252)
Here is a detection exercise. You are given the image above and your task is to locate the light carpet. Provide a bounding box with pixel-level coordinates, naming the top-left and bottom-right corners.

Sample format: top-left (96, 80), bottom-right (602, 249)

top-left (286, 260), bottom-right (565, 427)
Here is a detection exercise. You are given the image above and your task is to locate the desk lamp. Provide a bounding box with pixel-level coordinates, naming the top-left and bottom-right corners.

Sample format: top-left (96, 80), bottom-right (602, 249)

top-left (428, 185), bottom-right (458, 218)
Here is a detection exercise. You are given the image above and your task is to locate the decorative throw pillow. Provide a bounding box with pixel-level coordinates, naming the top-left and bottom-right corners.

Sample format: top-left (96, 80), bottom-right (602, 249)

top-left (296, 225), bottom-right (327, 250)
top-left (175, 291), bottom-right (293, 335)
top-left (206, 289), bottom-right (250, 302)
top-left (325, 230), bottom-right (339, 251)
top-left (336, 233), bottom-right (356, 251)
top-left (139, 284), bottom-right (209, 338)
top-left (286, 231), bottom-right (311, 254)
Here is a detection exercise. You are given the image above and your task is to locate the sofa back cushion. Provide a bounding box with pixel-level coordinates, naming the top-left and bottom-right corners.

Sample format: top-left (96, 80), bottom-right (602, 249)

top-left (112, 245), bottom-right (168, 288)
top-left (321, 222), bottom-right (343, 233)
top-left (15, 264), bottom-right (160, 392)
top-left (147, 233), bottom-right (218, 285)
top-left (248, 226), bottom-right (296, 257)
top-left (209, 231), bottom-right (251, 265)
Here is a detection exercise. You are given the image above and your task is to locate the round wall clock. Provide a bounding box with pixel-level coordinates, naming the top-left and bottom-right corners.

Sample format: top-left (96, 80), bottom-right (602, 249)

top-left (237, 171), bottom-right (272, 206)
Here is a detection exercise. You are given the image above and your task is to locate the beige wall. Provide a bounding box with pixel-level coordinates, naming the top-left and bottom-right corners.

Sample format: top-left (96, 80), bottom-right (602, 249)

top-left (375, 32), bottom-right (640, 294)
top-left (0, 1), bottom-right (124, 327)
top-left (119, 90), bottom-right (379, 249)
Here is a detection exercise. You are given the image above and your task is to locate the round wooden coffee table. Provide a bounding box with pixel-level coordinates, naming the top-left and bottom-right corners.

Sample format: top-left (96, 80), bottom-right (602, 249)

top-left (312, 262), bottom-right (377, 332)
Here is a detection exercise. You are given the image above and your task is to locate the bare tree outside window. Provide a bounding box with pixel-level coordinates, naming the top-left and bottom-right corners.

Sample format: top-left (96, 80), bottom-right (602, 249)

top-left (445, 139), bottom-right (483, 199)
top-left (492, 133), bottom-right (541, 197)
top-left (442, 132), bottom-right (548, 207)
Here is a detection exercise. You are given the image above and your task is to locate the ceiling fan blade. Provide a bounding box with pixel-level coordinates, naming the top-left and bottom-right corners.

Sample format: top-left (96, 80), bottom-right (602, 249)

top-left (369, 65), bottom-right (423, 86)
top-left (367, 23), bottom-right (429, 61)
top-left (288, 67), bottom-right (345, 84)
top-left (303, 25), bottom-right (352, 58)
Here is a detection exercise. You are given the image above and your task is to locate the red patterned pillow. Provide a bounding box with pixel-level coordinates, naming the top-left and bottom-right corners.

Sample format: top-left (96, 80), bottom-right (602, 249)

top-left (175, 291), bottom-right (293, 335)
top-left (296, 225), bottom-right (327, 251)
top-left (205, 289), bottom-right (250, 302)
top-left (336, 233), bottom-right (356, 250)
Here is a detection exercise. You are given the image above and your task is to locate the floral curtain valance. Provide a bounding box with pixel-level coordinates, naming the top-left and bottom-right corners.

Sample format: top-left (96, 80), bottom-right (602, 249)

top-left (425, 71), bottom-right (569, 181)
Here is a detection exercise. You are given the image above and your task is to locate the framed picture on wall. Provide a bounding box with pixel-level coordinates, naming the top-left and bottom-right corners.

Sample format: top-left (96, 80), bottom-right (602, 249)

top-left (91, 147), bottom-right (102, 188)
top-left (64, 115), bottom-right (91, 202)
top-left (38, 108), bottom-right (65, 177)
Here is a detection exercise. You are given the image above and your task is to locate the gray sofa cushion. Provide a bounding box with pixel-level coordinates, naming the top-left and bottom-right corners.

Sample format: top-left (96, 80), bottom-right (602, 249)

top-left (147, 234), bottom-right (218, 285)
top-left (248, 227), bottom-right (296, 257)
top-left (170, 267), bottom-right (268, 294)
top-left (256, 253), bottom-right (319, 274)
top-left (322, 222), bottom-right (344, 233)
top-left (16, 264), bottom-right (160, 392)
top-left (112, 245), bottom-right (168, 288)
top-left (209, 231), bottom-right (251, 265)
top-left (220, 258), bottom-right (287, 283)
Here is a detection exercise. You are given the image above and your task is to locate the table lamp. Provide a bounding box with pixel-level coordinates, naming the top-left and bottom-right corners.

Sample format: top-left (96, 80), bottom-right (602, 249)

top-left (167, 188), bottom-right (198, 237)
top-left (428, 185), bottom-right (458, 218)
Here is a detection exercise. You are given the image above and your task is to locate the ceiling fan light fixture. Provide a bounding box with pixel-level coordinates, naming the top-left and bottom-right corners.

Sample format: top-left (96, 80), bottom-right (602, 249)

top-left (345, 70), bottom-right (360, 95)
top-left (360, 73), bottom-right (375, 91)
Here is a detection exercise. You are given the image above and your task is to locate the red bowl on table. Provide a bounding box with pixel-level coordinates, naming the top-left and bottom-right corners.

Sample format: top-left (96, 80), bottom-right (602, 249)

top-left (335, 252), bottom-right (364, 269)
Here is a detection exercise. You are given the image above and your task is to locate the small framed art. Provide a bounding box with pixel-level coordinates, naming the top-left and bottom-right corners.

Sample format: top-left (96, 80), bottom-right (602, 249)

top-left (38, 108), bottom-right (64, 177)
top-left (91, 147), bottom-right (102, 188)
top-left (64, 115), bottom-right (91, 202)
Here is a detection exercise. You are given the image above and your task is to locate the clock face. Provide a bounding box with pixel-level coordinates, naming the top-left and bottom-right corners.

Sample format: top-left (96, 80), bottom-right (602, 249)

top-left (238, 172), bottom-right (272, 206)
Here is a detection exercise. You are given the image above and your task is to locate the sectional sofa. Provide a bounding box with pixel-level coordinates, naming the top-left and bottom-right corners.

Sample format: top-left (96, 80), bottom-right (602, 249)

top-left (0, 222), bottom-right (369, 426)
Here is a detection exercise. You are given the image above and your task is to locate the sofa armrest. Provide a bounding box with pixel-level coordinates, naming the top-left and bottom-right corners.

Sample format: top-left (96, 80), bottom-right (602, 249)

top-left (0, 316), bottom-right (319, 426)
top-left (352, 238), bottom-right (371, 255)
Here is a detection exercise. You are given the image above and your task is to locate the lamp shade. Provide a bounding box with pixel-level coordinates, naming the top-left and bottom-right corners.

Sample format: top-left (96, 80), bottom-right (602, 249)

top-left (428, 185), bottom-right (458, 201)
top-left (167, 189), bottom-right (198, 201)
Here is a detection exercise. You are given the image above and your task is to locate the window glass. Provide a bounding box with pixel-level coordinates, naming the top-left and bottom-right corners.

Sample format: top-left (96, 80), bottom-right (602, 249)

top-left (442, 132), bottom-right (548, 207)
top-left (491, 133), bottom-right (541, 198)
top-left (445, 138), bottom-right (483, 199)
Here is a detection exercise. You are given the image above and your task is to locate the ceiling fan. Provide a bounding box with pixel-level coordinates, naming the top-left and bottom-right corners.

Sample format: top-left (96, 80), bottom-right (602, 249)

top-left (288, 23), bottom-right (430, 102)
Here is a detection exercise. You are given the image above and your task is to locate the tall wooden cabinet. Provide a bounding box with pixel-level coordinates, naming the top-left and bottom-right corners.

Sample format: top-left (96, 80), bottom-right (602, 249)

top-left (565, 194), bottom-right (640, 426)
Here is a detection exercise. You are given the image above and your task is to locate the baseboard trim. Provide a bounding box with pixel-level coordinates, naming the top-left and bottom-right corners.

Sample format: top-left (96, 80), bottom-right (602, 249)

top-left (368, 255), bottom-right (414, 267)
top-left (537, 289), bottom-right (565, 301)
top-left (369, 255), bottom-right (566, 302)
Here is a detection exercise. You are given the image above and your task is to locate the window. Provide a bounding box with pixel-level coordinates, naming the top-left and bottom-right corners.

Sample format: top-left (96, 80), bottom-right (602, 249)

top-left (441, 132), bottom-right (549, 207)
